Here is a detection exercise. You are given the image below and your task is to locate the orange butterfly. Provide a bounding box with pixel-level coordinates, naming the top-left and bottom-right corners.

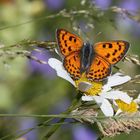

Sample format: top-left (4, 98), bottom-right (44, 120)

top-left (56, 29), bottom-right (129, 81)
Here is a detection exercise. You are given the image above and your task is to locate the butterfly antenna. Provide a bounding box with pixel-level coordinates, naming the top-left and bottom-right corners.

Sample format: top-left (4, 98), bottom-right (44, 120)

top-left (73, 25), bottom-right (84, 38)
top-left (82, 30), bottom-right (90, 42)
top-left (94, 31), bottom-right (102, 40)
top-left (78, 26), bottom-right (103, 43)
top-left (78, 25), bottom-right (91, 42)
top-left (76, 25), bottom-right (82, 36)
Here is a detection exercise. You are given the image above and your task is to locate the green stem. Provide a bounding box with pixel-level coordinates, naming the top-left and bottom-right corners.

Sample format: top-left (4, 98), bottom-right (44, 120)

top-left (43, 92), bottom-right (82, 139)
top-left (0, 114), bottom-right (77, 118)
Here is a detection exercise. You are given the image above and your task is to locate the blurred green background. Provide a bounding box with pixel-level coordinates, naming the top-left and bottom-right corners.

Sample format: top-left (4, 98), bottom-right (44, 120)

top-left (0, 0), bottom-right (140, 140)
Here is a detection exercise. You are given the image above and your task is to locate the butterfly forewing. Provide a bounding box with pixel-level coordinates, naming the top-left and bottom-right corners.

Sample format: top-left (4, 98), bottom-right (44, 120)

top-left (64, 51), bottom-right (81, 80)
top-left (94, 41), bottom-right (129, 65)
top-left (86, 55), bottom-right (111, 81)
top-left (56, 29), bottom-right (83, 57)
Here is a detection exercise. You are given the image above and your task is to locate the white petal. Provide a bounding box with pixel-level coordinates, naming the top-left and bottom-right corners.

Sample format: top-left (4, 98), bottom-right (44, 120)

top-left (92, 96), bottom-right (104, 104)
top-left (102, 84), bottom-right (112, 92)
top-left (134, 94), bottom-right (140, 103)
top-left (48, 58), bottom-right (75, 86)
top-left (100, 99), bottom-right (114, 116)
top-left (101, 90), bottom-right (132, 104)
top-left (54, 48), bottom-right (59, 55)
top-left (82, 95), bottom-right (114, 116)
top-left (115, 109), bottom-right (122, 116)
top-left (82, 95), bottom-right (94, 101)
top-left (78, 81), bottom-right (92, 92)
top-left (106, 73), bottom-right (131, 87)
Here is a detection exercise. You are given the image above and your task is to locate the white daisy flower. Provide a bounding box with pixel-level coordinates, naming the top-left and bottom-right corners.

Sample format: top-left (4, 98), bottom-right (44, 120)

top-left (48, 58), bottom-right (132, 116)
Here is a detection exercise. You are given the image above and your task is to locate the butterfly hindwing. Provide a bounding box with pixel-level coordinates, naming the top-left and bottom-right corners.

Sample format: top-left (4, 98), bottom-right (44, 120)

top-left (86, 55), bottom-right (111, 81)
top-left (64, 51), bottom-right (81, 80)
top-left (56, 29), bottom-right (83, 57)
top-left (94, 41), bottom-right (129, 65)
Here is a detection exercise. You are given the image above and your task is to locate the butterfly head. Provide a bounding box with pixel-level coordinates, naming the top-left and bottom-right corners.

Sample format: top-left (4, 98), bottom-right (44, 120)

top-left (80, 42), bottom-right (95, 74)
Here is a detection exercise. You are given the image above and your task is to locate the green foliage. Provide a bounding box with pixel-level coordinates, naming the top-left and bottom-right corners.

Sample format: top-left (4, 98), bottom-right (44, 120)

top-left (0, 0), bottom-right (140, 140)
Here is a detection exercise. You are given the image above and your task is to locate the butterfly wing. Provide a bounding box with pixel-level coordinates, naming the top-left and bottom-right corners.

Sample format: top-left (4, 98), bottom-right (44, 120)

top-left (94, 40), bottom-right (129, 65)
top-left (56, 29), bottom-right (83, 57)
top-left (64, 51), bottom-right (81, 80)
top-left (86, 55), bottom-right (111, 81)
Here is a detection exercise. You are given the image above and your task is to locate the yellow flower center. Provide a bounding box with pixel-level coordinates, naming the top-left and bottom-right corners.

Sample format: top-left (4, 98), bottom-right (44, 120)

top-left (75, 73), bottom-right (103, 96)
top-left (115, 99), bottom-right (138, 113)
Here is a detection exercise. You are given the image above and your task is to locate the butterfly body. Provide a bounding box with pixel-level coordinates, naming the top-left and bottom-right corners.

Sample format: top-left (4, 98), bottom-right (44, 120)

top-left (80, 43), bottom-right (95, 74)
top-left (56, 29), bottom-right (130, 82)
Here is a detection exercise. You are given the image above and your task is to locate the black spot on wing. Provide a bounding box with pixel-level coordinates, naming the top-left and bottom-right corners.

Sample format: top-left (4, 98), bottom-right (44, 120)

top-left (103, 44), bottom-right (106, 48)
top-left (112, 49), bottom-right (118, 56)
top-left (69, 36), bottom-right (73, 41)
top-left (108, 43), bottom-right (113, 48)
top-left (68, 46), bottom-right (72, 51)
top-left (105, 53), bottom-right (110, 58)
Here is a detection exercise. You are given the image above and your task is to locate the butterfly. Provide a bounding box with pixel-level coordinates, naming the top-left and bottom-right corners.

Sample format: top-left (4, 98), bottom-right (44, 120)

top-left (56, 29), bottom-right (130, 81)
